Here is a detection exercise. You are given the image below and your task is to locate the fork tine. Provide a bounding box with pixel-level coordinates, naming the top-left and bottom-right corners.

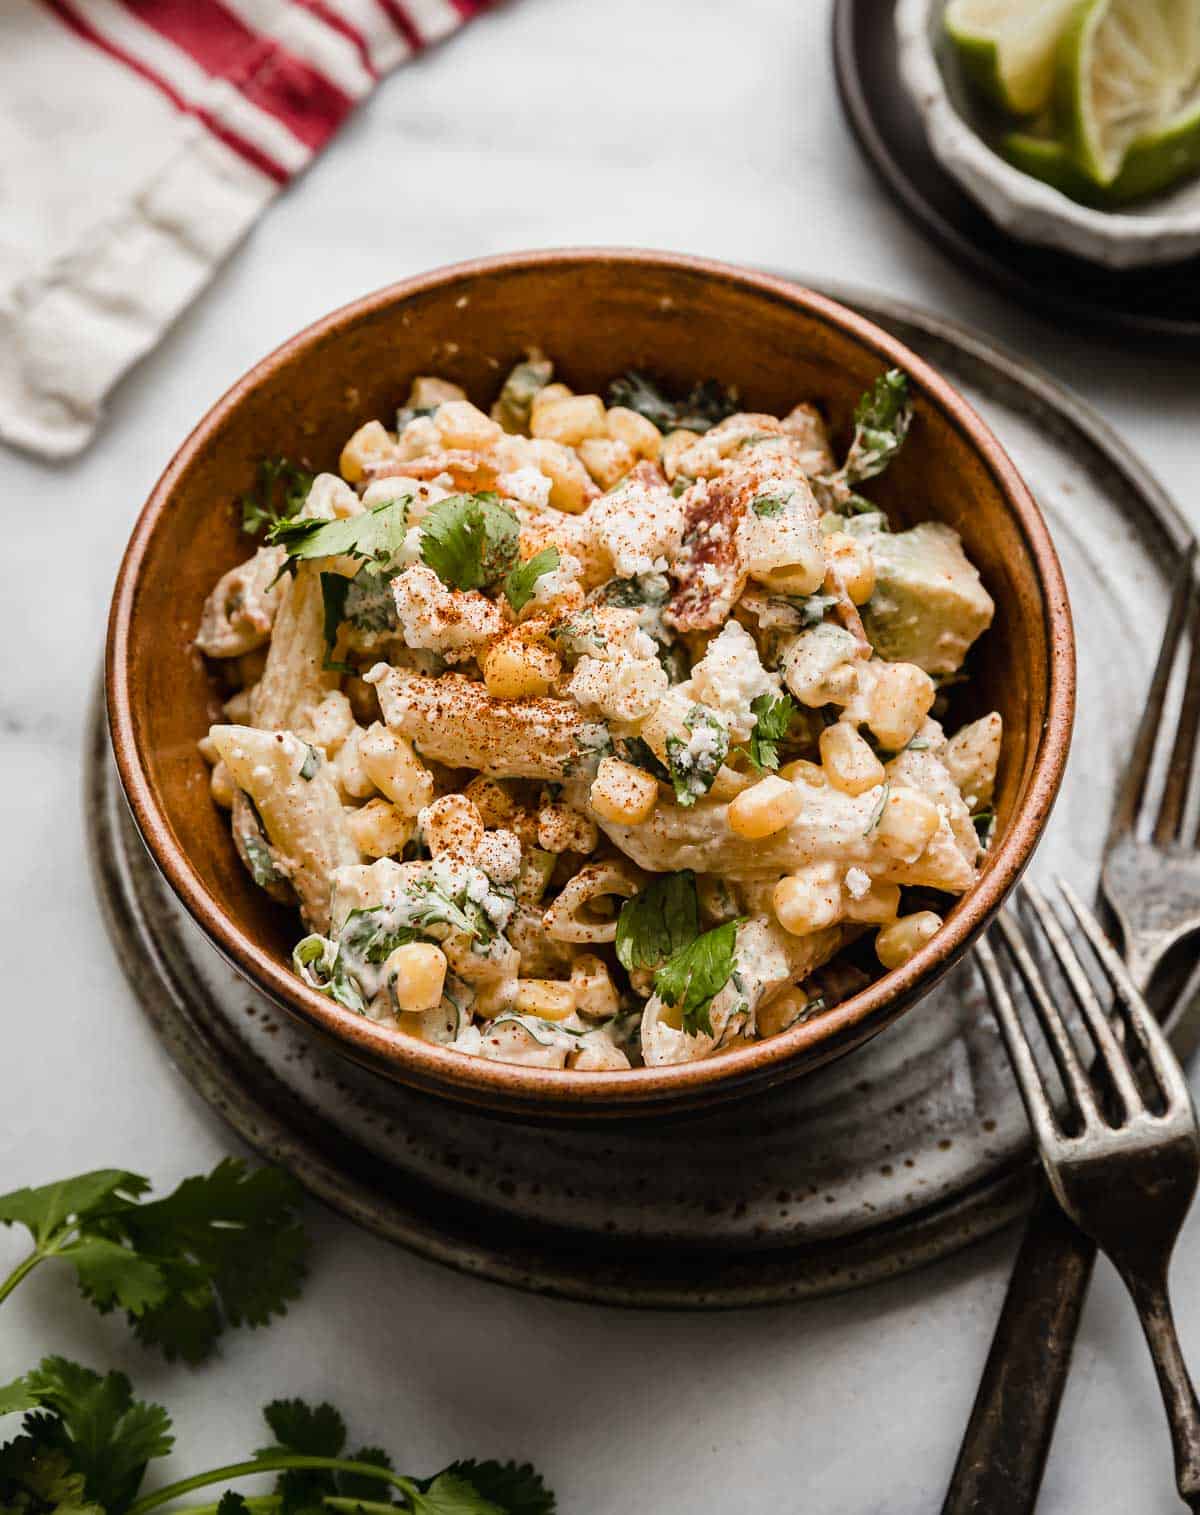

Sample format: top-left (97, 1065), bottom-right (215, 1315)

top-left (976, 936), bottom-right (1065, 1152)
top-left (1107, 544), bottom-right (1198, 847)
top-left (1021, 879), bottom-right (1144, 1121)
top-left (996, 907), bottom-right (1100, 1130)
top-left (1057, 878), bottom-right (1194, 1114)
top-left (1153, 581), bottom-right (1200, 846)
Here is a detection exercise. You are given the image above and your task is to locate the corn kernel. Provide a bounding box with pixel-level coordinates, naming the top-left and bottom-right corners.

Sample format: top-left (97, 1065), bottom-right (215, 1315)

top-left (514, 979), bottom-right (577, 1020)
top-left (347, 798), bottom-right (413, 858)
top-left (606, 406), bottom-right (661, 458)
top-left (528, 439), bottom-right (595, 514)
top-left (660, 428), bottom-right (698, 482)
top-left (570, 954), bottom-right (620, 1020)
top-left (383, 941), bottom-right (447, 1013)
top-left (843, 879), bottom-right (902, 925)
top-left (819, 721), bottom-right (886, 796)
top-left (198, 734), bottom-right (220, 766)
top-left (824, 531), bottom-right (876, 606)
top-left (773, 864), bottom-right (842, 936)
top-left (340, 419), bottom-right (397, 484)
top-left (876, 911), bottom-right (942, 970)
top-left (407, 375), bottom-right (466, 409)
top-left (867, 662), bottom-right (936, 751)
top-left (481, 638), bottom-right (561, 700)
top-left (780, 758), bottom-right (827, 788)
top-left (728, 775), bottom-right (804, 839)
top-left (578, 437), bottom-right (635, 490)
top-left (359, 723), bottom-right (434, 816)
top-left (875, 785), bottom-right (940, 862)
top-left (757, 987), bottom-right (817, 1038)
top-left (708, 763), bottom-right (754, 802)
top-left (529, 382), bottom-right (573, 427)
top-left (531, 394), bottom-right (608, 447)
top-left (396, 415), bottom-right (440, 460)
top-left (210, 761), bottom-right (235, 809)
top-left (589, 757), bottom-right (658, 826)
top-left (422, 793), bottom-right (485, 861)
top-left (463, 776), bottom-right (515, 828)
top-left (434, 398), bottom-right (502, 451)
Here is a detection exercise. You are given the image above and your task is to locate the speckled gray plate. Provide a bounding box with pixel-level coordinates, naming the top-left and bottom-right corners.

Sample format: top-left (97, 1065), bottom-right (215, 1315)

top-left (88, 287), bottom-right (1194, 1307)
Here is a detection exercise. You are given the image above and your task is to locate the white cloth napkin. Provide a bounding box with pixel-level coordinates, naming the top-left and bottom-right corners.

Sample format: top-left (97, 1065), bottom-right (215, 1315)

top-left (0, 0), bottom-right (485, 459)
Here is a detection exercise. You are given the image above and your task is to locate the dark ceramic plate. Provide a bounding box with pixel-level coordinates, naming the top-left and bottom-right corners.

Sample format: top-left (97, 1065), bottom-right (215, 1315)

top-left (90, 287), bottom-right (1192, 1306)
top-left (832, 0), bottom-right (1200, 343)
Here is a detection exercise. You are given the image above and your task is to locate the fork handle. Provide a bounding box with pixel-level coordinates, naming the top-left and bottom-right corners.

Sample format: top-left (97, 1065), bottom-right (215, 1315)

top-left (942, 1184), bottom-right (1098, 1514)
top-left (1120, 1262), bottom-right (1200, 1510)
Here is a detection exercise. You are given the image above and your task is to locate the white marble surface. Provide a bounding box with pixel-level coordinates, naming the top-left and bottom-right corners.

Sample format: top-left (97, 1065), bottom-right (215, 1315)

top-left (2, 2), bottom-right (1199, 1510)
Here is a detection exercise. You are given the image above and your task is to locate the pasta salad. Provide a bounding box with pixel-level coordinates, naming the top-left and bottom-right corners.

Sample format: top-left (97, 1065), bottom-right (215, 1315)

top-left (196, 356), bottom-right (1000, 1072)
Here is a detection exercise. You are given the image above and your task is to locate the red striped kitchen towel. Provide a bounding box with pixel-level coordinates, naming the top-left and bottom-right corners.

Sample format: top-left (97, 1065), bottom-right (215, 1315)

top-left (0, 0), bottom-right (489, 459)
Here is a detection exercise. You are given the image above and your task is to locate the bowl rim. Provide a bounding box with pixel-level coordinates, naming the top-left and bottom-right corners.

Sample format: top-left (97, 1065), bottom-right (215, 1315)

top-left (106, 246), bottom-right (1076, 1116)
top-left (895, 0), bottom-right (1200, 271)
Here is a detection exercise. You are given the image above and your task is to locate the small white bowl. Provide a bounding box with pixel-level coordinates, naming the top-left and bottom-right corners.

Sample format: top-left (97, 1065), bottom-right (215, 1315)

top-left (896, 0), bottom-right (1200, 270)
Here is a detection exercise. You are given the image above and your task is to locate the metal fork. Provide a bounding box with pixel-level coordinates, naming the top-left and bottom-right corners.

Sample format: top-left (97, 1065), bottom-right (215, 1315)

top-left (1103, 546), bottom-right (1200, 992)
top-left (978, 878), bottom-right (1200, 1510)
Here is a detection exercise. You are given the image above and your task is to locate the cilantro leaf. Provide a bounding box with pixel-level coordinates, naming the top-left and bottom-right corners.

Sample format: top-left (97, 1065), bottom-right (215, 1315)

top-left (605, 372), bottom-right (739, 435)
top-left (972, 808), bottom-right (996, 846)
top-left (812, 369), bottom-right (912, 511)
top-left (437, 1461), bottom-right (556, 1515)
top-left (54, 1238), bottom-right (166, 1318)
top-left (14, 1357), bottom-right (172, 1513)
top-left (240, 458), bottom-right (314, 536)
top-left (410, 1470), bottom-right (505, 1515)
top-left (258, 1399), bottom-right (348, 1515)
top-left (615, 872), bottom-right (699, 972)
top-left (743, 692), bottom-right (797, 773)
top-left (750, 494), bottom-right (787, 517)
top-left (116, 1160), bottom-right (308, 1362)
top-left (0, 1173), bottom-right (149, 1249)
top-left (844, 368), bottom-right (912, 484)
top-left (0, 1438), bottom-right (104, 1515)
top-left (420, 494), bottom-right (520, 592)
top-left (503, 547), bottom-right (560, 613)
top-left (653, 918), bottom-right (746, 1037)
top-left (664, 706), bottom-right (729, 807)
top-left (269, 498), bottom-right (410, 567)
top-left (336, 1446), bottom-right (395, 1499)
top-left (0, 1377), bottom-right (40, 1416)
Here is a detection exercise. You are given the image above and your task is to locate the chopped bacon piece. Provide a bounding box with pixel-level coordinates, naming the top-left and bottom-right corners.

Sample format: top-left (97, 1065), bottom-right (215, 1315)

top-left (664, 474), bottom-right (749, 633)
top-left (365, 450), bottom-right (501, 492)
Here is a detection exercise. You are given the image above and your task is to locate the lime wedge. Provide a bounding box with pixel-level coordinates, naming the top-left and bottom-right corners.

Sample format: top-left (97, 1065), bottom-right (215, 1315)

top-left (944, 0), bottom-right (1081, 115)
top-left (1059, 0), bottom-right (1200, 188)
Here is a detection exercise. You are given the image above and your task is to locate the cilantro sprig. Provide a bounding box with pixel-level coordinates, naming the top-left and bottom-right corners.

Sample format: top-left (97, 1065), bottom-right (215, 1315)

top-left (741, 691), bottom-right (798, 773)
top-left (0, 1162), bottom-right (307, 1363)
top-left (239, 459), bottom-right (314, 536)
top-left (0, 1378), bottom-right (553, 1515)
top-left (268, 497), bottom-right (410, 568)
top-left (615, 872), bottom-right (700, 972)
top-left (813, 369), bottom-right (913, 511)
top-left (653, 919), bottom-right (746, 1038)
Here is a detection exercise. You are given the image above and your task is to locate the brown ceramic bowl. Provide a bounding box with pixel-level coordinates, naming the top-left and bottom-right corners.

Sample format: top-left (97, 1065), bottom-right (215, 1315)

top-left (107, 249), bottom-right (1074, 1120)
